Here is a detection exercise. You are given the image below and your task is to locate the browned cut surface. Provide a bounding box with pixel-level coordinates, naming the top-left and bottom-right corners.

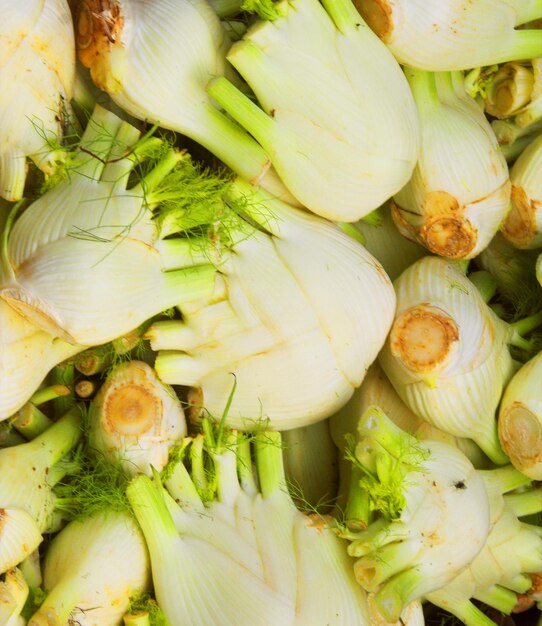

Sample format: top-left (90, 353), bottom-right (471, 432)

top-left (352, 0), bottom-right (394, 41)
top-left (104, 381), bottom-right (162, 436)
top-left (76, 0), bottom-right (124, 91)
top-left (499, 402), bottom-right (542, 478)
top-left (501, 185), bottom-right (537, 249)
top-left (390, 305), bottom-right (459, 373)
top-left (420, 216), bottom-right (477, 258)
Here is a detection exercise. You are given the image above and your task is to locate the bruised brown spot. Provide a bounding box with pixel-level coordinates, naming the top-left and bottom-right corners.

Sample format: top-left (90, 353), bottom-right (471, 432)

top-left (104, 383), bottom-right (162, 436)
top-left (513, 593), bottom-right (536, 614)
top-left (352, 0), bottom-right (393, 41)
top-left (390, 305), bottom-right (459, 373)
top-left (501, 185), bottom-right (539, 249)
top-left (499, 402), bottom-right (542, 477)
top-left (77, 0), bottom-right (124, 92)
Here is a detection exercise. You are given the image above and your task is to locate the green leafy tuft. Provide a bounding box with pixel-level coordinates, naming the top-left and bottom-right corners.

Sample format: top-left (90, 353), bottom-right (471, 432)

top-left (126, 592), bottom-right (169, 626)
top-left (241, 0), bottom-right (282, 21)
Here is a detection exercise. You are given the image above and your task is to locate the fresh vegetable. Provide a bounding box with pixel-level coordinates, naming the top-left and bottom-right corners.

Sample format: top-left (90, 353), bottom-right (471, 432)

top-left (208, 0), bottom-right (420, 221)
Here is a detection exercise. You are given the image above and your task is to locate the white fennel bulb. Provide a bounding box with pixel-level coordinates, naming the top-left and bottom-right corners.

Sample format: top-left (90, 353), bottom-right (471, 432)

top-left (378, 256), bottom-right (516, 464)
top-left (0, 0), bottom-right (75, 200)
top-left (426, 467), bottom-right (542, 625)
top-left (354, 0), bottom-right (542, 71)
top-left (501, 133), bottom-right (542, 249)
top-left (392, 70), bottom-right (511, 259)
top-left (499, 350), bottom-right (542, 479)
top-left (29, 512), bottom-right (150, 626)
top-left (149, 179), bottom-right (396, 430)
top-left (0, 299), bottom-right (83, 420)
top-left (88, 361), bottom-right (187, 477)
top-left (346, 406), bottom-right (491, 622)
top-left (1, 105), bottom-right (217, 346)
top-left (75, 0), bottom-right (290, 197)
top-left (207, 0), bottom-right (420, 221)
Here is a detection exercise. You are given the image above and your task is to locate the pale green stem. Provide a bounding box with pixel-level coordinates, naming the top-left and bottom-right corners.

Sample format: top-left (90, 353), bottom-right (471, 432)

top-left (374, 567), bottom-right (425, 622)
top-left (347, 518), bottom-right (405, 556)
top-left (49, 363), bottom-right (75, 419)
top-left (190, 435), bottom-right (210, 500)
top-left (500, 133), bottom-right (537, 162)
top-left (321, 0), bottom-right (364, 33)
top-left (26, 407), bottom-right (82, 467)
top-left (254, 431), bottom-right (285, 498)
top-left (337, 221), bottom-right (366, 245)
top-left (75, 106), bottom-right (124, 180)
top-left (132, 149), bottom-right (187, 199)
top-left (0, 199), bottom-right (24, 284)
top-left (344, 464), bottom-right (371, 528)
top-left (29, 385), bottom-right (70, 406)
top-left (144, 320), bottom-right (198, 352)
top-left (498, 30), bottom-right (542, 65)
top-left (19, 549), bottom-right (42, 588)
top-left (469, 270), bottom-right (497, 303)
top-left (479, 464), bottom-right (532, 495)
top-left (206, 75), bottom-right (275, 151)
top-left (101, 121), bottom-right (141, 188)
top-left (74, 347), bottom-right (111, 375)
top-left (504, 488), bottom-right (542, 516)
top-left (27, 576), bottom-right (85, 626)
top-left (11, 404), bottom-right (53, 439)
top-left (510, 309), bottom-right (542, 341)
top-left (404, 68), bottom-right (441, 117)
top-left (432, 598), bottom-right (499, 626)
top-left (473, 584), bottom-right (518, 613)
top-left (163, 457), bottom-right (204, 511)
top-left (156, 238), bottom-right (213, 270)
top-left (474, 427), bottom-right (509, 466)
top-left (505, 573), bottom-right (533, 593)
top-left (355, 538), bottom-right (419, 590)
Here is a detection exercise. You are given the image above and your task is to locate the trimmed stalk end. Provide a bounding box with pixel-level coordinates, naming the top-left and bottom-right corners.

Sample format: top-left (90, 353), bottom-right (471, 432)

top-left (389, 305), bottom-right (459, 373)
top-left (501, 185), bottom-right (538, 249)
top-left (499, 402), bottom-right (542, 479)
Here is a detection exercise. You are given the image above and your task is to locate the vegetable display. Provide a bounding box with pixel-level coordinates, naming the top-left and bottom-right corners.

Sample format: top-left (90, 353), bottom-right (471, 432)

top-left (1, 1), bottom-right (542, 625)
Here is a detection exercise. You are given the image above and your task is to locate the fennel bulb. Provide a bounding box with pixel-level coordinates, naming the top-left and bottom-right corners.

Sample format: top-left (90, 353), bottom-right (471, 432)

top-left (29, 512), bottom-right (150, 626)
top-left (1, 105), bottom-right (217, 346)
top-left (378, 256), bottom-right (518, 464)
top-left (148, 179), bottom-right (396, 430)
top-left (392, 70), bottom-right (511, 259)
top-left (207, 0), bottom-right (420, 221)
top-left (0, 299), bottom-right (83, 421)
top-left (0, 408), bottom-right (82, 574)
top-left (130, 425), bottom-right (372, 625)
top-left (354, 0), bottom-right (542, 71)
top-left (0, 0), bottom-right (75, 200)
top-left (499, 350), bottom-right (542, 479)
top-left (426, 467), bottom-right (542, 626)
top-left (88, 361), bottom-right (187, 477)
top-left (75, 0), bottom-right (290, 197)
top-left (345, 406), bottom-right (491, 622)
top-left (501, 133), bottom-right (542, 249)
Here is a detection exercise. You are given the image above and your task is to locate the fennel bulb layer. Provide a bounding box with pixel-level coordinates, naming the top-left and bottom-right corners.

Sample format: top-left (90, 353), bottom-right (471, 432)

top-left (208, 0), bottom-right (420, 221)
top-left (0, 0), bottom-right (75, 200)
top-left (150, 181), bottom-right (396, 430)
